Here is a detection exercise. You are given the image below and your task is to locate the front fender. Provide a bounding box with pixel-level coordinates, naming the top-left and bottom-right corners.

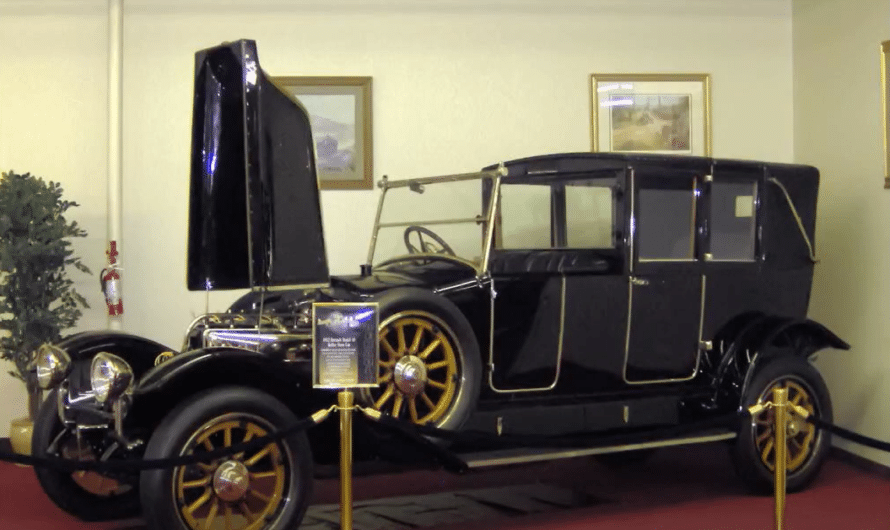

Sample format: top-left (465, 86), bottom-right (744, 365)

top-left (57, 331), bottom-right (176, 396)
top-left (129, 348), bottom-right (315, 428)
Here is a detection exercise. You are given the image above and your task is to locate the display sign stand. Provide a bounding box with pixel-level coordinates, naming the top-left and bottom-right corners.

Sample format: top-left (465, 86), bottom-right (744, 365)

top-left (312, 302), bottom-right (379, 530)
top-left (338, 390), bottom-right (355, 530)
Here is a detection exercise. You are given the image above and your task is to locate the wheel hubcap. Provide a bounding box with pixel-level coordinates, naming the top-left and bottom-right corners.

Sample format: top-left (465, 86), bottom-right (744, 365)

top-left (394, 355), bottom-right (428, 396)
top-left (212, 460), bottom-right (250, 502)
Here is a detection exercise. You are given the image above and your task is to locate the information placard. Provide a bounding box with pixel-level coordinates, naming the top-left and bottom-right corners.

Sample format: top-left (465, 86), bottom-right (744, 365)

top-left (312, 302), bottom-right (379, 389)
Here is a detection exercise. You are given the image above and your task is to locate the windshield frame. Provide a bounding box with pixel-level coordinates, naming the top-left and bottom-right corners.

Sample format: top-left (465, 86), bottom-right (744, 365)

top-left (366, 166), bottom-right (507, 276)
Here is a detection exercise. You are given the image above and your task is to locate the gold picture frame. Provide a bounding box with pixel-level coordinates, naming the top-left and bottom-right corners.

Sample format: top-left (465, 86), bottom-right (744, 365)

top-left (275, 76), bottom-right (373, 190)
top-left (590, 73), bottom-right (712, 156)
top-left (881, 41), bottom-right (890, 188)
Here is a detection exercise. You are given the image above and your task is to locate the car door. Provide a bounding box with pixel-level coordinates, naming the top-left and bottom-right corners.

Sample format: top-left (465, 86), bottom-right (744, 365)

top-left (624, 166), bottom-right (706, 383)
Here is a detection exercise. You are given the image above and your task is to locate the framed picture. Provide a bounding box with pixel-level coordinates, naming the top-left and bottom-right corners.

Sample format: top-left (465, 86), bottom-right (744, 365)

top-left (590, 74), bottom-right (712, 156)
top-left (881, 41), bottom-right (890, 188)
top-left (274, 76), bottom-right (373, 190)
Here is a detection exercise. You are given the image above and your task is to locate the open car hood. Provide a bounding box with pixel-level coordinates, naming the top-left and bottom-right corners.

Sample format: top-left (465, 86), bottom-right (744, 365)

top-left (187, 39), bottom-right (329, 291)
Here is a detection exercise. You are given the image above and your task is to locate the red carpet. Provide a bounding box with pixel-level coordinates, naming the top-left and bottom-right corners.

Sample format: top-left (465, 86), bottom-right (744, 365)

top-left (1, 443), bottom-right (887, 529)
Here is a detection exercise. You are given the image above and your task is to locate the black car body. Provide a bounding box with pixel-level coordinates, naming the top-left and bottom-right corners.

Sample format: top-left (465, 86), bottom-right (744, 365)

top-left (30, 40), bottom-right (848, 530)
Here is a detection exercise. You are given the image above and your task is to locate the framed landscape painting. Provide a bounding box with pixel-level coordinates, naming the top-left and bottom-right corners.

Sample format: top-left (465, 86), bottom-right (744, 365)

top-left (275, 76), bottom-right (373, 190)
top-left (590, 74), bottom-right (711, 156)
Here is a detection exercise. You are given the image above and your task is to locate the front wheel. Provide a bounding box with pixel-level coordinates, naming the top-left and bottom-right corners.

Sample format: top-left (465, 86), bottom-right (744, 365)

top-left (731, 356), bottom-right (832, 493)
top-left (140, 387), bottom-right (313, 530)
top-left (31, 389), bottom-right (141, 521)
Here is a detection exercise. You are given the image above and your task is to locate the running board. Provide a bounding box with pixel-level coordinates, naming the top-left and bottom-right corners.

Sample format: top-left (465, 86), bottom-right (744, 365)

top-left (459, 431), bottom-right (737, 469)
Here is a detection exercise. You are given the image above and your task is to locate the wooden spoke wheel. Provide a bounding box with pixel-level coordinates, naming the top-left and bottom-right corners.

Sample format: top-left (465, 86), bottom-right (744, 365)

top-left (141, 387), bottom-right (313, 530)
top-left (752, 379), bottom-right (818, 473)
top-left (173, 414), bottom-right (287, 530)
top-left (732, 356), bottom-right (832, 493)
top-left (373, 311), bottom-right (460, 425)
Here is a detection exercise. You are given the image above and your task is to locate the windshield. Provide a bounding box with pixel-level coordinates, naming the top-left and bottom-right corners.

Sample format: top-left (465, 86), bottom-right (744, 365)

top-left (369, 176), bottom-right (494, 270)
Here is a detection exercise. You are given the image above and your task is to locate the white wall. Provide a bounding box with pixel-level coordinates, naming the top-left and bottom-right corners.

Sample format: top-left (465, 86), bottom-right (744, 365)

top-left (0, 0), bottom-right (794, 433)
top-left (793, 0), bottom-right (890, 467)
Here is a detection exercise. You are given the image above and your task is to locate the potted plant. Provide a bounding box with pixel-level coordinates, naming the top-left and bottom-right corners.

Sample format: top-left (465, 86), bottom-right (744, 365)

top-left (0, 170), bottom-right (90, 454)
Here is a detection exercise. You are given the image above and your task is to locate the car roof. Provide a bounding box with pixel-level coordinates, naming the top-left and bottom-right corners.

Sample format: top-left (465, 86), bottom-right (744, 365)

top-left (485, 153), bottom-right (818, 182)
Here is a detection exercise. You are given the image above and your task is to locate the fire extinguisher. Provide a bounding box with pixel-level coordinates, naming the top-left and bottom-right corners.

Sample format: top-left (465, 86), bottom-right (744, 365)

top-left (101, 241), bottom-right (124, 316)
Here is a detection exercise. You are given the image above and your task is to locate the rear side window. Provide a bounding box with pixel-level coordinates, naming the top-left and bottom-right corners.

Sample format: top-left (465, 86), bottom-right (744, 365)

top-left (637, 185), bottom-right (696, 260)
top-left (498, 183), bottom-right (552, 249)
top-left (565, 180), bottom-right (615, 249)
top-left (710, 180), bottom-right (757, 261)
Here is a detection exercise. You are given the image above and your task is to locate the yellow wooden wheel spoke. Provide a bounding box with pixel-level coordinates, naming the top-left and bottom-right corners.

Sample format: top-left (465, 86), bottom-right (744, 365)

top-left (223, 503), bottom-right (233, 530)
top-left (238, 501), bottom-right (256, 523)
top-left (409, 326), bottom-right (424, 354)
top-left (250, 470), bottom-right (280, 480)
top-left (396, 323), bottom-right (407, 354)
top-left (201, 438), bottom-right (214, 451)
top-left (184, 487), bottom-right (213, 516)
top-left (375, 386), bottom-right (395, 408)
top-left (224, 425), bottom-right (232, 448)
top-left (427, 360), bottom-right (449, 370)
top-left (182, 476), bottom-right (212, 489)
top-left (427, 379), bottom-right (447, 390)
top-left (250, 489), bottom-right (272, 503)
top-left (756, 427), bottom-right (773, 445)
top-left (203, 499), bottom-right (219, 530)
top-left (378, 372), bottom-right (393, 384)
top-left (760, 437), bottom-right (775, 466)
top-left (408, 397), bottom-right (419, 423)
top-left (244, 444), bottom-right (274, 467)
top-left (421, 392), bottom-right (436, 410)
top-left (392, 394), bottom-right (404, 417)
top-left (379, 359), bottom-right (396, 368)
top-left (381, 335), bottom-right (399, 360)
top-left (418, 338), bottom-right (442, 360)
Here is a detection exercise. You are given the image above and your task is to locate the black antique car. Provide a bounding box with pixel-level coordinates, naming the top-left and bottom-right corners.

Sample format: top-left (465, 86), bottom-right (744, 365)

top-left (30, 40), bottom-right (848, 530)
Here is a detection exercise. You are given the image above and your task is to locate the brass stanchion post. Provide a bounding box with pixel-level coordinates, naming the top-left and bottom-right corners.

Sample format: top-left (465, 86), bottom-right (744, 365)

top-left (338, 391), bottom-right (354, 530)
top-left (772, 386), bottom-right (789, 530)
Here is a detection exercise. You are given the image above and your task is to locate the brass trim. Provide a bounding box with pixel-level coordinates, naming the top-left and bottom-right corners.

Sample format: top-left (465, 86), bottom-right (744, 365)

top-left (377, 216), bottom-right (484, 228)
top-left (463, 431), bottom-right (736, 468)
top-left (487, 276), bottom-right (565, 393)
top-left (766, 177), bottom-right (816, 262)
top-left (480, 174), bottom-right (503, 276)
top-left (628, 168), bottom-right (635, 274)
top-left (366, 185), bottom-right (388, 265)
top-left (380, 166), bottom-right (507, 190)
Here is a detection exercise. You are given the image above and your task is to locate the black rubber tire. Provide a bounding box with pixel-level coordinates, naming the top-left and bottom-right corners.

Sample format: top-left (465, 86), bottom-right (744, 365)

top-left (362, 287), bottom-right (482, 432)
top-left (731, 356), bottom-right (832, 494)
top-left (31, 389), bottom-right (141, 521)
top-left (139, 386), bottom-right (313, 530)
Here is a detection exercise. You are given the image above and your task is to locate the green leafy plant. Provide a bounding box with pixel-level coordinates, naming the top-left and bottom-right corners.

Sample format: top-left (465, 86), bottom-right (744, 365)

top-left (0, 171), bottom-right (90, 384)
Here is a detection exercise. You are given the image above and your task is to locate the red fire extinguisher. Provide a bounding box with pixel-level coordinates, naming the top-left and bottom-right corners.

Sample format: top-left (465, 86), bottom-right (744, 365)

top-left (101, 241), bottom-right (124, 316)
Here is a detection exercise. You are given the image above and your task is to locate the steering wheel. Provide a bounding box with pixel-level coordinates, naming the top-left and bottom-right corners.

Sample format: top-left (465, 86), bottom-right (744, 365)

top-left (403, 226), bottom-right (456, 256)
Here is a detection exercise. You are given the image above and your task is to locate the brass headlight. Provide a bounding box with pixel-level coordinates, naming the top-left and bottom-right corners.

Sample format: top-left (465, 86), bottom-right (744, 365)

top-left (90, 352), bottom-right (134, 403)
top-left (34, 344), bottom-right (72, 390)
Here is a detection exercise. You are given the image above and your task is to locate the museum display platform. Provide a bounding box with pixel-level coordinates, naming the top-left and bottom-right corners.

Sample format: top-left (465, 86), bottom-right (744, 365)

top-left (0, 441), bottom-right (886, 530)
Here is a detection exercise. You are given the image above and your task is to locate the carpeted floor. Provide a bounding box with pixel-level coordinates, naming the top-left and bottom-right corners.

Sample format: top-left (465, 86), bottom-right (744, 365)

top-left (1, 442), bottom-right (887, 530)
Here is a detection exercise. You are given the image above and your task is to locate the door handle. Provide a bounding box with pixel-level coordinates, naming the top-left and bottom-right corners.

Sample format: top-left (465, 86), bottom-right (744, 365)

top-left (630, 277), bottom-right (649, 286)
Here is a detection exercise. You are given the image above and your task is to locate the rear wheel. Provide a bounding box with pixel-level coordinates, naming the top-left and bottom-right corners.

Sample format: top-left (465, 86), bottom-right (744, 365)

top-left (732, 356), bottom-right (832, 493)
top-left (32, 389), bottom-right (140, 521)
top-left (362, 288), bottom-right (481, 431)
top-left (140, 387), bottom-right (312, 530)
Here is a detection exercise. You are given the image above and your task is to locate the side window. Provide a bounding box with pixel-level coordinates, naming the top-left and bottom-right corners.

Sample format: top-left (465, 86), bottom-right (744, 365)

top-left (711, 180), bottom-right (757, 261)
top-left (565, 180), bottom-right (615, 248)
top-left (637, 184), bottom-right (695, 260)
top-left (498, 184), bottom-right (552, 249)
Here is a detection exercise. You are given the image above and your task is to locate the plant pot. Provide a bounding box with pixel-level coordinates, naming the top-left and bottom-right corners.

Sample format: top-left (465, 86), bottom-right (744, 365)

top-left (9, 416), bottom-right (33, 456)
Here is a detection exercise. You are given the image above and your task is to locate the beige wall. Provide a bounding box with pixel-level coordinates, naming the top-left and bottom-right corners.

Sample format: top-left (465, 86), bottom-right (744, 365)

top-left (0, 0), bottom-right (795, 433)
top-left (793, 0), bottom-right (890, 467)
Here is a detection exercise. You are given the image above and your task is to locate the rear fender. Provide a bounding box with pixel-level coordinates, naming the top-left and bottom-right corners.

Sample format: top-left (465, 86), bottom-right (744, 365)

top-left (737, 319), bottom-right (849, 402)
top-left (711, 316), bottom-right (849, 406)
top-left (129, 348), bottom-right (315, 429)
